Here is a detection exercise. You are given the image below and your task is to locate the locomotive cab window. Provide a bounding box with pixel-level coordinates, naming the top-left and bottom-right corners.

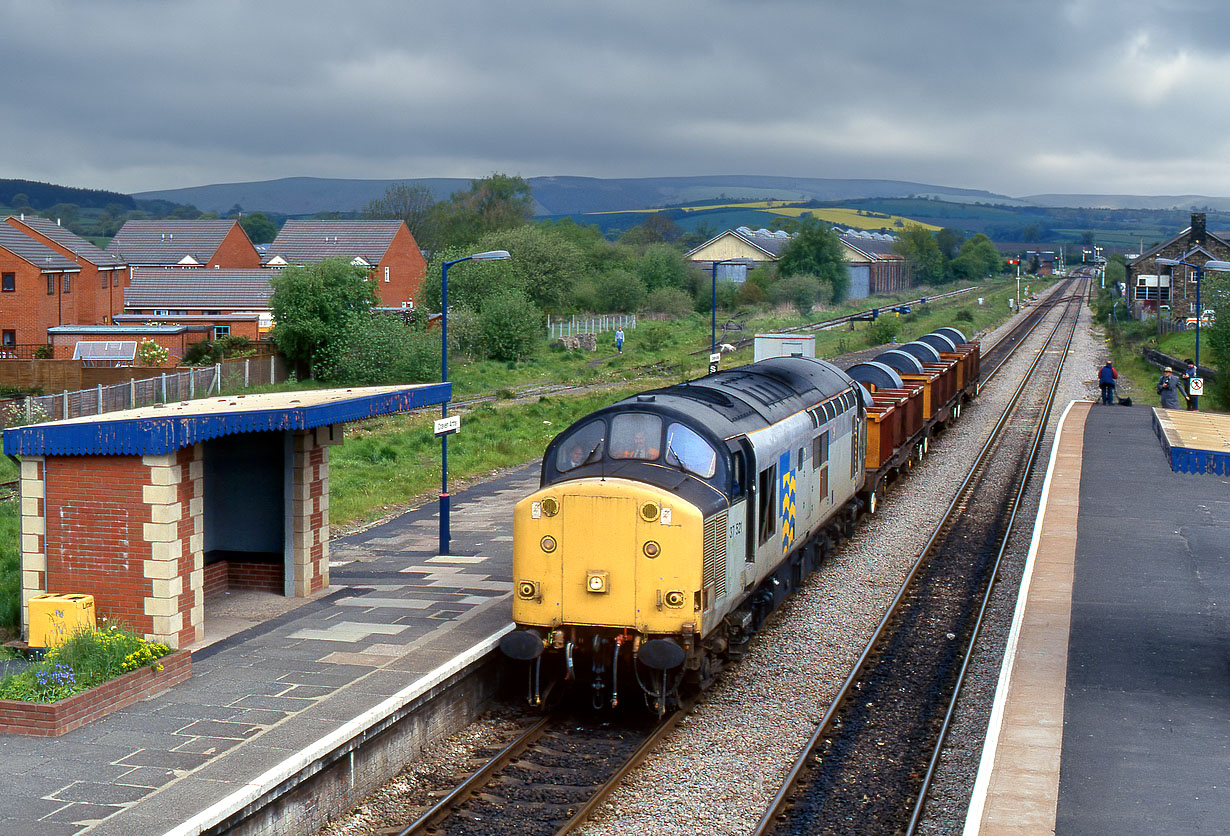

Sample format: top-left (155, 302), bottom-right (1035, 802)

top-left (757, 465), bottom-right (776, 545)
top-left (610, 414), bottom-right (662, 461)
top-left (664, 423), bottom-right (716, 478)
top-left (556, 419), bottom-right (606, 471)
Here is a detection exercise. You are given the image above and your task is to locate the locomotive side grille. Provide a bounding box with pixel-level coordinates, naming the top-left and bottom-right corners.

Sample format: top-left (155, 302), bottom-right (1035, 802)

top-left (703, 511), bottom-right (728, 602)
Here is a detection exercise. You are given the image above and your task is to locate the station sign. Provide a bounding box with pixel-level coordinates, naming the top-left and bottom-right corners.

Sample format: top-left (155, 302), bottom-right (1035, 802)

top-left (709, 352), bottom-right (721, 374)
top-left (434, 415), bottom-right (461, 436)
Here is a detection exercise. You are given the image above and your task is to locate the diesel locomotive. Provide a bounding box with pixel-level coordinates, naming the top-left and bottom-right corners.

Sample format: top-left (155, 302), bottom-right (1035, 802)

top-left (499, 330), bottom-right (979, 713)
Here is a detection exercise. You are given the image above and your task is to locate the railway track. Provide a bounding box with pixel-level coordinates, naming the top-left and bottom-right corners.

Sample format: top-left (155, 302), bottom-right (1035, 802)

top-left (385, 708), bottom-right (683, 836)
top-left (750, 275), bottom-right (1087, 836)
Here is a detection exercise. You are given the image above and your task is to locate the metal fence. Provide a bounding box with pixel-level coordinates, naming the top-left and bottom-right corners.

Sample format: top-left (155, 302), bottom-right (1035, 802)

top-left (9, 355), bottom-right (289, 426)
top-left (546, 314), bottom-right (636, 340)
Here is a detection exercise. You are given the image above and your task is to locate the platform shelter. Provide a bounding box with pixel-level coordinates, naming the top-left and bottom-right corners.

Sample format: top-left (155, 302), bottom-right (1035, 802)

top-left (1152, 408), bottom-right (1230, 476)
top-left (3, 384), bottom-right (449, 649)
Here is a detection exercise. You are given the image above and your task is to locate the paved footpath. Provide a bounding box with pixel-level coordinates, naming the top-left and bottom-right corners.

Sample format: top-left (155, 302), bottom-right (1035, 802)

top-left (0, 465), bottom-right (538, 836)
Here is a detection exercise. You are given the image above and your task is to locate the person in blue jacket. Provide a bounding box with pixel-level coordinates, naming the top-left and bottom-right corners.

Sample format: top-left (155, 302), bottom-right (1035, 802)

top-left (1098, 360), bottom-right (1117, 405)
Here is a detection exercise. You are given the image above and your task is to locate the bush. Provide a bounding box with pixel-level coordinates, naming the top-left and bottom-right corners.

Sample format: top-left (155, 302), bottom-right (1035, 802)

top-left (955, 308), bottom-right (975, 322)
top-left (636, 321), bottom-right (672, 352)
top-left (137, 339), bottom-right (168, 366)
top-left (182, 335), bottom-right (255, 366)
top-left (593, 270), bottom-right (646, 313)
top-left (0, 624), bottom-right (171, 702)
top-left (479, 290), bottom-right (543, 362)
top-left (768, 274), bottom-right (828, 315)
top-left (867, 316), bottom-right (902, 346)
top-left (644, 287), bottom-right (694, 318)
top-left (317, 312), bottom-right (441, 384)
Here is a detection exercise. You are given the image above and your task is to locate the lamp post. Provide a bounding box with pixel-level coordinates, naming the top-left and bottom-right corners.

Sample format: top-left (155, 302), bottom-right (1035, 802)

top-left (1155, 256), bottom-right (1230, 411)
top-left (439, 249), bottom-right (511, 555)
top-left (710, 257), bottom-right (754, 353)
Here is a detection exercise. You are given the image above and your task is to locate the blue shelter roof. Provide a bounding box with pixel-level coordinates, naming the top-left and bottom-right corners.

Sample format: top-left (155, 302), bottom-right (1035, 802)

top-left (3, 383), bottom-right (451, 457)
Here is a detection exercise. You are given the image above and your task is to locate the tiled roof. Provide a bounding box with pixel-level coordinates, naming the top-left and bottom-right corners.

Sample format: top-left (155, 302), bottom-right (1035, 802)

top-left (264, 220), bottom-right (404, 267)
top-left (5, 216), bottom-right (124, 268)
top-left (106, 220), bottom-right (243, 266)
top-left (125, 268), bottom-right (275, 309)
top-left (0, 225), bottom-right (82, 272)
top-left (839, 232), bottom-right (901, 260)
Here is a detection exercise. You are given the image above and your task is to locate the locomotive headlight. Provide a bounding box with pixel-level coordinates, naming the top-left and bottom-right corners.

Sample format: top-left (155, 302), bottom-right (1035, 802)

top-left (664, 590), bottom-right (686, 608)
top-left (540, 497), bottom-right (559, 517)
top-left (586, 571), bottom-right (609, 593)
top-left (642, 540), bottom-right (661, 558)
top-left (516, 580), bottom-right (540, 601)
top-left (640, 501), bottom-right (660, 522)
top-left (540, 535), bottom-right (557, 553)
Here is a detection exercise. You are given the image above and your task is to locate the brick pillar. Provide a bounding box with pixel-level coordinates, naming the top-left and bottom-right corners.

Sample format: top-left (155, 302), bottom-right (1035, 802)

top-left (291, 430), bottom-right (329, 596)
top-left (18, 457), bottom-right (46, 640)
top-left (141, 447), bottom-right (203, 648)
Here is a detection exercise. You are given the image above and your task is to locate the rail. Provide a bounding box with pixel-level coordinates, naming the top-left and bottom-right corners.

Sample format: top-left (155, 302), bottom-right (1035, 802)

top-left (752, 275), bottom-right (1086, 836)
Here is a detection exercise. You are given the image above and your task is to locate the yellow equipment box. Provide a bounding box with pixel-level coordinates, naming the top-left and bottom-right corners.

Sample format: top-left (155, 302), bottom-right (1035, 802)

top-left (27, 593), bottom-right (96, 648)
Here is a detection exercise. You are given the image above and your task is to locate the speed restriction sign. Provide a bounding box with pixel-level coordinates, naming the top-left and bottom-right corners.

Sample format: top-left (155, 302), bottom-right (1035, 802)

top-left (1190, 377), bottom-right (1204, 395)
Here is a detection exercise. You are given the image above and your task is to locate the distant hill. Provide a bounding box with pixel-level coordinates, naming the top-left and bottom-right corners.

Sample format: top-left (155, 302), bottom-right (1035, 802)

top-left (0, 178), bottom-right (135, 211)
top-left (134, 175), bottom-right (1011, 217)
top-left (1023, 194), bottom-right (1230, 211)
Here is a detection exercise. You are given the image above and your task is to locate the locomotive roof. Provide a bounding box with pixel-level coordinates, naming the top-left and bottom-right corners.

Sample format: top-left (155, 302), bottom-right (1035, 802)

top-left (605, 355), bottom-right (855, 439)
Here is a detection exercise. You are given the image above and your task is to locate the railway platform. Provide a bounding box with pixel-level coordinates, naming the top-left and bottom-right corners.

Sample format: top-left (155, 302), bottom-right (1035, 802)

top-left (0, 466), bottom-right (534, 836)
top-left (965, 401), bottom-right (1230, 835)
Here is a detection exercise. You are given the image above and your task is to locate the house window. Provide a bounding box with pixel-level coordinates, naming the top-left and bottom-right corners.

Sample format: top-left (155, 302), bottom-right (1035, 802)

top-left (47, 275), bottom-right (55, 295)
top-left (2, 273), bottom-right (13, 292)
top-left (214, 325), bottom-right (231, 340)
top-left (384, 266), bottom-right (390, 283)
top-left (62, 275), bottom-right (70, 293)
top-left (1, 331), bottom-right (14, 346)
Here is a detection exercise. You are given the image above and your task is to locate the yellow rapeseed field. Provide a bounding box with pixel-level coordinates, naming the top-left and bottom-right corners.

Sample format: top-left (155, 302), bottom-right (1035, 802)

top-left (585, 200), bottom-right (940, 231)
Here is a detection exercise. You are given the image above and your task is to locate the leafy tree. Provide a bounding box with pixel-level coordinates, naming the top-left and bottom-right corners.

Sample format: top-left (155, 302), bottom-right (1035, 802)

top-left (317, 312), bottom-right (440, 384)
top-left (620, 213), bottom-right (684, 246)
top-left (894, 224), bottom-right (946, 286)
top-left (238, 212), bottom-right (277, 244)
top-left (950, 233), bottom-right (1001, 279)
top-left (636, 244), bottom-right (689, 291)
top-left (936, 228), bottom-right (965, 260)
top-left (776, 217), bottom-right (850, 302)
top-left (361, 183), bottom-right (437, 246)
top-left (479, 290), bottom-right (542, 361)
top-left (10, 193), bottom-right (30, 210)
top-left (269, 258), bottom-right (378, 376)
top-left (592, 269), bottom-right (646, 313)
top-left (475, 225), bottom-right (584, 313)
top-left (430, 173), bottom-right (534, 248)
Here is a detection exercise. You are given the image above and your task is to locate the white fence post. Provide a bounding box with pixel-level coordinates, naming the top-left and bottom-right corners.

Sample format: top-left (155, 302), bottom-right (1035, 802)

top-left (97, 384), bottom-right (103, 414)
top-left (62, 391), bottom-right (69, 419)
top-left (245, 359), bottom-right (250, 388)
top-left (160, 373), bottom-right (167, 403)
top-left (214, 363), bottom-right (221, 394)
top-left (130, 378), bottom-right (136, 408)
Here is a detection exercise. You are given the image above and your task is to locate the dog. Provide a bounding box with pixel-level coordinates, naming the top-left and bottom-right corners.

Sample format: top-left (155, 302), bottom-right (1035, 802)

top-left (719, 343), bottom-right (736, 353)
top-left (1117, 396), bottom-right (1132, 406)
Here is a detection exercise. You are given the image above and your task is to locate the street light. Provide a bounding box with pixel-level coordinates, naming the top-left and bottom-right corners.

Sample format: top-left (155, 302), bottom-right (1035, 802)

top-left (439, 249), bottom-right (511, 555)
top-left (710, 258), bottom-right (754, 353)
top-left (1155, 256), bottom-right (1230, 411)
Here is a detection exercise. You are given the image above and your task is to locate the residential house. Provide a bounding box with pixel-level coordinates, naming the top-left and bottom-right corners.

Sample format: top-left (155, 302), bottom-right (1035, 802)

top-left (1127, 212), bottom-right (1230, 317)
top-left (262, 220), bottom-right (426, 307)
top-left (122, 267), bottom-right (274, 341)
top-left (5, 214), bottom-right (129, 326)
top-left (0, 224), bottom-right (83, 349)
top-left (106, 220), bottom-right (260, 268)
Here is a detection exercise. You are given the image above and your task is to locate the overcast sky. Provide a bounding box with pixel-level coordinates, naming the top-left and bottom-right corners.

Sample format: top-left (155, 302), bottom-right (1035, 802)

top-left (6, 0), bottom-right (1230, 199)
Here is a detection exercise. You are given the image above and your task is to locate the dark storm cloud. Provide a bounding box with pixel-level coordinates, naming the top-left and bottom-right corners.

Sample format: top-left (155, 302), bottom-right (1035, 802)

top-left (5, 0), bottom-right (1230, 196)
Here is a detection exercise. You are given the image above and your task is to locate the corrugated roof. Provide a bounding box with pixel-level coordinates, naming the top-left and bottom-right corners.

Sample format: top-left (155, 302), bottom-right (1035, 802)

top-left (0, 225), bottom-right (82, 272)
top-left (106, 220), bottom-right (244, 266)
top-left (6, 216), bottom-right (124, 268)
top-left (264, 220), bottom-right (403, 267)
top-left (3, 383), bottom-right (450, 457)
top-left (125, 268), bottom-right (276, 309)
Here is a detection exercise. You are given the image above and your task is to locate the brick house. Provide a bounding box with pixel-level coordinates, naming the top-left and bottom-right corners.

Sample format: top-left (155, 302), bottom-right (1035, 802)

top-left (1127, 212), bottom-right (1230, 316)
top-left (106, 220), bottom-right (260, 268)
top-left (263, 220), bottom-right (426, 307)
top-left (0, 224), bottom-right (83, 348)
top-left (121, 267), bottom-right (274, 341)
top-left (4, 215), bottom-right (130, 326)
top-left (5, 384), bottom-right (449, 648)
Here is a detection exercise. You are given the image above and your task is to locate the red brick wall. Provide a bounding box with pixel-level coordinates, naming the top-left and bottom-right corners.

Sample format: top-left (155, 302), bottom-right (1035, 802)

top-left (228, 562), bottom-right (282, 592)
top-left (48, 328), bottom-right (211, 363)
top-left (43, 455), bottom-right (150, 631)
top-left (0, 252), bottom-right (80, 346)
top-left (374, 224), bottom-right (427, 307)
top-left (210, 224), bottom-right (261, 268)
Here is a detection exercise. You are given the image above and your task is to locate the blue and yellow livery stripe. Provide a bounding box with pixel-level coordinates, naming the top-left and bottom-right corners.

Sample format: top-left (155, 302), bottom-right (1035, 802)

top-left (779, 450), bottom-right (796, 553)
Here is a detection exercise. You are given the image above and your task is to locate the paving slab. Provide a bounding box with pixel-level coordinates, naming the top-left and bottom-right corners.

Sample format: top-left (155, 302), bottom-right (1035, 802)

top-left (0, 464), bottom-right (537, 835)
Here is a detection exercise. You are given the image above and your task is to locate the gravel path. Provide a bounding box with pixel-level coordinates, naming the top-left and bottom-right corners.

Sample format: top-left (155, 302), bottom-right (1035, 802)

top-left (317, 283), bottom-right (1101, 836)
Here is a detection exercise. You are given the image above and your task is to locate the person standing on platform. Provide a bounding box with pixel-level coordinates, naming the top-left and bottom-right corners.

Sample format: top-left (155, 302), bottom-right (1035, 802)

top-left (1098, 360), bottom-right (1118, 405)
top-left (614, 327), bottom-right (625, 354)
top-left (1181, 358), bottom-right (1197, 410)
top-left (1157, 366), bottom-right (1182, 409)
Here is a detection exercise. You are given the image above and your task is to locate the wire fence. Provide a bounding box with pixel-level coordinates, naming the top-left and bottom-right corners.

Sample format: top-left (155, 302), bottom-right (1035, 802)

top-left (546, 314), bottom-right (636, 340)
top-left (5, 355), bottom-right (290, 427)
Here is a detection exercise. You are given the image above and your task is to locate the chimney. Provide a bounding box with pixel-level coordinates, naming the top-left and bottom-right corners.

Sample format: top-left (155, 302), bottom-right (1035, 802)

top-left (1191, 212), bottom-right (1206, 246)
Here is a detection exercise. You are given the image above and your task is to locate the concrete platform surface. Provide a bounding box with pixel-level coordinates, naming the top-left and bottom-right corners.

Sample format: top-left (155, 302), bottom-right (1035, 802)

top-left (966, 402), bottom-right (1230, 835)
top-left (0, 465), bottom-right (536, 836)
